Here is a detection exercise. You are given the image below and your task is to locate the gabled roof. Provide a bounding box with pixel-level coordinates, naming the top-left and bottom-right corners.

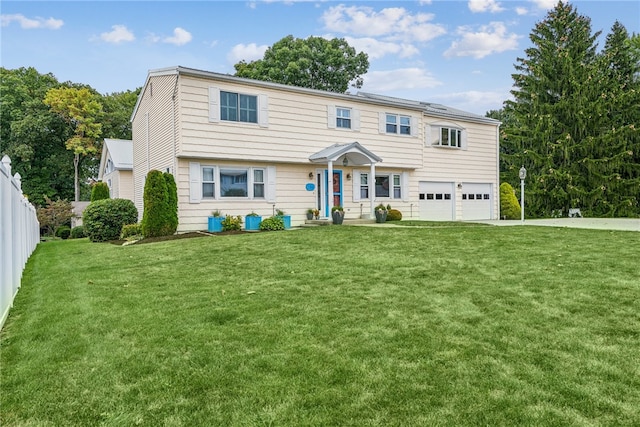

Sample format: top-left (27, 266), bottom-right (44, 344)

top-left (98, 138), bottom-right (133, 180)
top-left (309, 142), bottom-right (382, 165)
top-left (132, 66), bottom-right (500, 126)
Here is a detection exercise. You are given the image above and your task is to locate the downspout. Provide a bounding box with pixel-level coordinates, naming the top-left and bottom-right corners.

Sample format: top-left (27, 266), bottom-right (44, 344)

top-left (369, 162), bottom-right (376, 218)
top-left (145, 112), bottom-right (150, 175)
top-left (327, 161), bottom-right (334, 217)
top-left (496, 122), bottom-right (501, 220)
top-left (172, 74), bottom-right (179, 175)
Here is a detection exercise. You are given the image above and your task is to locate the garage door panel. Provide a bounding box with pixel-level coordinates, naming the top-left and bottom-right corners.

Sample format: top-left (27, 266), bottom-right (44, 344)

top-left (461, 183), bottom-right (492, 220)
top-left (419, 181), bottom-right (454, 220)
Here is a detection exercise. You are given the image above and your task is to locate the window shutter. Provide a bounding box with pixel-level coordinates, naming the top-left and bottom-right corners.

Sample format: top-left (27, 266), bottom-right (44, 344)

top-left (189, 162), bottom-right (202, 203)
top-left (259, 94), bottom-right (269, 127)
top-left (425, 125), bottom-right (432, 146)
top-left (327, 105), bottom-right (336, 129)
top-left (208, 87), bottom-right (219, 122)
top-left (401, 172), bottom-right (409, 202)
top-left (352, 170), bottom-right (361, 202)
top-left (461, 129), bottom-right (468, 150)
top-left (266, 166), bottom-right (276, 203)
top-left (352, 109), bottom-right (360, 131)
top-left (378, 112), bottom-right (386, 134)
top-left (410, 116), bottom-right (418, 137)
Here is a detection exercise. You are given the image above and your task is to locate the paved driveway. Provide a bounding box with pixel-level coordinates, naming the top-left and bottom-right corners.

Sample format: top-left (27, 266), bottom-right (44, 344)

top-left (472, 218), bottom-right (640, 232)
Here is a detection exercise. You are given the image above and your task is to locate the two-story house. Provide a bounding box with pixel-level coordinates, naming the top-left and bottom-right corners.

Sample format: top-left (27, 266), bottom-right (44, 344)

top-left (131, 66), bottom-right (500, 232)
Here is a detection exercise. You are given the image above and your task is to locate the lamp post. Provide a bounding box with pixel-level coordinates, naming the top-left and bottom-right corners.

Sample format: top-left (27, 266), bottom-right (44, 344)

top-left (519, 165), bottom-right (527, 223)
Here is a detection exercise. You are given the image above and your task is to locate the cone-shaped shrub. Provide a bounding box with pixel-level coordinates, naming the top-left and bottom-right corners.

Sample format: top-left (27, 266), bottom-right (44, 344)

top-left (141, 170), bottom-right (172, 238)
top-left (91, 182), bottom-right (110, 201)
top-left (163, 172), bottom-right (178, 235)
top-left (500, 182), bottom-right (521, 220)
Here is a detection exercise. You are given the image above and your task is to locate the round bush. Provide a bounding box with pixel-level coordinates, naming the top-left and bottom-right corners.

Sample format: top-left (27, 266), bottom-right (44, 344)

top-left (83, 198), bottom-right (138, 242)
top-left (70, 226), bottom-right (86, 239)
top-left (222, 215), bottom-right (243, 231)
top-left (91, 182), bottom-right (110, 201)
top-left (387, 209), bottom-right (403, 221)
top-left (55, 225), bottom-right (71, 240)
top-left (259, 216), bottom-right (284, 231)
top-left (120, 223), bottom-right (142, 239)
top-left (500, 182), bottom-right (521, 220)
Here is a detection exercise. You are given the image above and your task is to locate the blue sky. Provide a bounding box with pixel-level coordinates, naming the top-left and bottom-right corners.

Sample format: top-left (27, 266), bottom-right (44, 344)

top-left (1, 1), bottom-right (638, 115)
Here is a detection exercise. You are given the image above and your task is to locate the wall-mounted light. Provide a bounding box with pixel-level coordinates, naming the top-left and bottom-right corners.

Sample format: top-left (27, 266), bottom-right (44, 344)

top-left (342, 157), bottom-right (348, 167)
top-left (457, 183), bottom-right (463, 189)
top-left (346, 173), bottom-right (352, 181)
top-left (309, 172), bottom-right (314, 179)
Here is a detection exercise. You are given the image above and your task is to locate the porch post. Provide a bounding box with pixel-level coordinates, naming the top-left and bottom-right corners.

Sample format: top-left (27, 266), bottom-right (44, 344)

top-left (327, 161), bottom-right (334, 216)
top-left (369, 162), bottom-right (376, 218)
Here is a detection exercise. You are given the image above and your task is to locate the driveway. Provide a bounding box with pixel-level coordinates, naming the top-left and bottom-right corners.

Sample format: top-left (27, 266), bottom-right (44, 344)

top-left (471, 218), bottom-right (640, 232)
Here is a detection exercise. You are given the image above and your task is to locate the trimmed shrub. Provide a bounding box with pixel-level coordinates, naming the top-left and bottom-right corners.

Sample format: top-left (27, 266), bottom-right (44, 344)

top-left (163, 172), bottom-right (178, 234)
top-left (55, 225), bottom-right (71, 240)
top-left (83, 198), bottom-right (138, 242)
top-left (221, 215), bottom-right (243, 231)
top-left (141, 170), bottom-right (172, 238)
top-left (121, 223), bottom-right (142, 239)
top-left (259, 216), bottom-right (285, 231)
top-left (500, 182), bottom-right (521, 220)
top-left (91, 182), bottom-right (110, 201)
top-left (387, 209), bottom-right (403, 221)
top-left (70, 226), bottom-right (86, 239)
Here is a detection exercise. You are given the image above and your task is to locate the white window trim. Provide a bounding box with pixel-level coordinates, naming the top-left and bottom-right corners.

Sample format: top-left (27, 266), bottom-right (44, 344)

top-left (379, 112), bottom-right (417, 137)
top-left (327, 105), bottom-right (360, 131)
top-left (354, 171), bottom-right (408, 202)
top-left (426, 123), bottom-right (468, 150)
top-left (209, 86), bottom-right (268, 128)
top-left (189, 162), bottom-right (275, 203)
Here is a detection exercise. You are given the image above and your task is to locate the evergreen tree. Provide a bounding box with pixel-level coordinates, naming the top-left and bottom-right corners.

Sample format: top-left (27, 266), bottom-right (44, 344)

top-left (163, 172), bottom-right (178, 235)
top-left (90, 181), bottom-right (110, 201)
top-left (141, 170), bottom-right (172, 238)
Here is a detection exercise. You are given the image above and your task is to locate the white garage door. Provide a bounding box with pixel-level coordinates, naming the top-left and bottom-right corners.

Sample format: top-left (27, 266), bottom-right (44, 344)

top-left (461, 183), bottom-right (492, 220)
top-left (419, 181), bottom-right (454, 220)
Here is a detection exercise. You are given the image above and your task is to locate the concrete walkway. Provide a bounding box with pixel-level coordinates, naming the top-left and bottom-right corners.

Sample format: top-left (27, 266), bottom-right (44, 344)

top-left (470, 218), bottom-right (640, 232)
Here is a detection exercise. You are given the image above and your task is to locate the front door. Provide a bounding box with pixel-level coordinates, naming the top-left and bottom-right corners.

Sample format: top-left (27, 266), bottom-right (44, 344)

top-left (318, 170), bottom-right (342, 217)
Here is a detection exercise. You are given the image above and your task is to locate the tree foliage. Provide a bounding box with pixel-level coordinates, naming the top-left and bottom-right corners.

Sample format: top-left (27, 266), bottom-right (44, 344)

top-left (36, 196), bottom-right (75, 237)
top-left (141, 170), bottom-right (177, 238)
top-left (83, 198), bottom-right (138, 242)
top-left (500, 1), bottom-right (639, 217)
top-left (234, 35), bottom-right (369, 93)
top-left (91, 181), bottom-right (110, 201)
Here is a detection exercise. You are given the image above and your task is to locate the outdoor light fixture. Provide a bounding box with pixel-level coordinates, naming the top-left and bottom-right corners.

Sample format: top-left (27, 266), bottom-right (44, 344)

top-left (308, 172), bottom-right (314, 179)
top-left (457, 183), bottom-right (462, 189)
top-left (519, 165), bottom-right (527, 223)
top-left (346, 173), bottom-right (352, 180)
top-left (343, 157), bottom-right (348, 167)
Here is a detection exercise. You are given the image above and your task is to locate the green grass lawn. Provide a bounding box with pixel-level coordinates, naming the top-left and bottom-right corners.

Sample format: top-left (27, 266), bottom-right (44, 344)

top-left (2, 225), bottom-right (639, 426)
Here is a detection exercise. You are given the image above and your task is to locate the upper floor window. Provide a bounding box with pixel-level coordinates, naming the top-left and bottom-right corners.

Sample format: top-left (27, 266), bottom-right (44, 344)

top-left (105, 159), bottom-right (113, 174)
top-left (386, 114), bottom-right (411, 135)
top-left (438, 127), bottom-right (462, 148)
top-left (220, 91), bottom-right (257, 123)
top-left (336, 108), bottom-right (351, 129)
top-left (427, 123), bottom-right (467, 150)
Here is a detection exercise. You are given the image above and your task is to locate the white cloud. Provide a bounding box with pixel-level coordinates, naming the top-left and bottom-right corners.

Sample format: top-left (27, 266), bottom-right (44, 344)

top-left (515, 7), bottom-right (529, 16)
top-left (321, 5), bottom-right (446, 43)
top-left (468, 0), bottom-right (505, 13)
top-left (163, 27), bottom-right (192, 46)
top-left (531, 0), bottom-right (557, 10)
top-left (1, 13), bottom-right (63, 29)
top-left (432, 90), bottom-right (510, 114)
top-left (362, 68), bottom-right (442, 92)
top-left (345, 36), bottom-right (419, 60)
top-left (100, 25), bottom-right (135, 44)
top-left (227, 43), bottom-right (269, 64)
top-left (444, 22), bottom-right (519, 59)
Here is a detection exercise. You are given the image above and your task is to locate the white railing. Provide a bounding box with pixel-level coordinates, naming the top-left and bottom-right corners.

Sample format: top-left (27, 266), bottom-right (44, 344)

top-left (1, 155), bottom-right (40, 329)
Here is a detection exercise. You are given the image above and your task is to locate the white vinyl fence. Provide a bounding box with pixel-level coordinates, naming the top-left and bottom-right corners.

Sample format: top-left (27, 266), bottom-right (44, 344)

top-left (1, 155), bottom-right (40, 329)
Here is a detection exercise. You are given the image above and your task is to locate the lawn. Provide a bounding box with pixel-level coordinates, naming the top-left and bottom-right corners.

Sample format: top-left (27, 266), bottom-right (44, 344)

top-left (1, 224), bottom-right (639, 426)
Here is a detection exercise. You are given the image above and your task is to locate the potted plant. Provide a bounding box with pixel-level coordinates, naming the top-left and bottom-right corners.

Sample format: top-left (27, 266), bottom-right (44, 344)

top-left (375, 204), bottom-right (388, 223)
top-left (207, 210), bottom-right (225, 232)
top-left (276, 209), bottom-right (291, 229)
top-left (245, 211), bottom-right (262, 231)
top-left (313, 208), bottom-right (320, 219)
top-left (306, 208), bottom-right (314, 220)
top-left (331, 206), bottom-right (344, 225)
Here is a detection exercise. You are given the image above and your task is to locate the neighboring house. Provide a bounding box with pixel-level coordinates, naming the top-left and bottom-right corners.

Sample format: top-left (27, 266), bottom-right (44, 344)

top-left (131, 66), bottom-right (501, 233)
top-left (98, 138), bottom-right (134, 201)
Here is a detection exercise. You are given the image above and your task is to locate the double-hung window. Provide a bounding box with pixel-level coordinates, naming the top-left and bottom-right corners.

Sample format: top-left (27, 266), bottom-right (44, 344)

top-left (202, 167), bottom-right (216, 198)
top-left (360, 173), bottom-right (403, 199)
top-left (336, 107), bottom-right (351, 129)
top-left (220, 91), bottom-right (257, 123)
top-left (253, 169), bottom-right (265, 198)
top-left (439, 127), bottom-right (462, 148)
top-left (201, 166), bottom-right (265, 199)
top-left (386, 114), bottom-right (412, 135)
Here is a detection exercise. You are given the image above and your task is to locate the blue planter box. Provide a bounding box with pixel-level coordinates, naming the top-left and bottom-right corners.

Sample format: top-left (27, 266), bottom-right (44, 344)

top-left (245, 215), bottom-right (262, 231)
top-left (208, 216), bottom-right (224, 232)
top-left (278, 215), bottom-right (291, 229)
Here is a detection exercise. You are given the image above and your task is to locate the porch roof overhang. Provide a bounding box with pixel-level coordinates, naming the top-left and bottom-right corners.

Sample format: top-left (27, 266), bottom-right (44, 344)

top-left (309, 141), bottom-right (382, 166)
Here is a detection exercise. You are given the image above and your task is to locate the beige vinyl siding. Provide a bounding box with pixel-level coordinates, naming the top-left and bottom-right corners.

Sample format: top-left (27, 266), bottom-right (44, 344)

top-left (176, 76), bottom-right (424, 169)
top-left (131, 74), bottom-right (178, 218)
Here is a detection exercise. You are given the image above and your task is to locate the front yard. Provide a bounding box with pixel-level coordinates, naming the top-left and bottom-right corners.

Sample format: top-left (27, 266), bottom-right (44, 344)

top-left (1, 224), bottom-right (639, 426)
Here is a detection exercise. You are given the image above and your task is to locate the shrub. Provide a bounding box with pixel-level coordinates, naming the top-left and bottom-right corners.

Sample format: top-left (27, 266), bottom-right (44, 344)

top-left (70, 226), bottom-right (86, 239)
top-left (121, 223), bottom-right (142, 239)
top-left (83, 198), bottom-right (138, 242)
top-left (387, 209), bottom-right (403, 221)
top-left (91, 182), bottom-right (110, 201)
top-left (222, 215), bottom-right (243, 231)
top-left (55, 225), bottom-right (71, 240)
top-left (500, 182), bottom-right (521, 220)
top-left (36, 196), bottom-right (75, 237)
top-left (259, 216), bottom-right (285, 231)
top-left (141, 170), bottom-right (172, 238)
top-left (163, 172), bottom-right (178, 234)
